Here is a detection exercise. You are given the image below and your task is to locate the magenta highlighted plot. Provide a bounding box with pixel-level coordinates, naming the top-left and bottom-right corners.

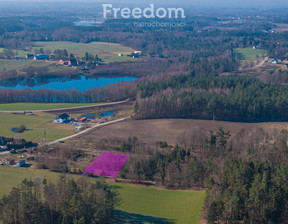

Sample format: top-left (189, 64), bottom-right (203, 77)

top-left (83, 152), bottom-right (129, 178)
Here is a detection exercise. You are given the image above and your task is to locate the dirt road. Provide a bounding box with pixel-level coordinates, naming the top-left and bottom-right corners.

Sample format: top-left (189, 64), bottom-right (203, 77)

top-left (44, 117), bottom-right (130, 146)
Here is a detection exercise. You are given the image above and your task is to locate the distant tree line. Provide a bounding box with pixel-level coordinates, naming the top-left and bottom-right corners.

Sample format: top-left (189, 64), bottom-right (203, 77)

top-left (135, 74), bottom-right (288, 122)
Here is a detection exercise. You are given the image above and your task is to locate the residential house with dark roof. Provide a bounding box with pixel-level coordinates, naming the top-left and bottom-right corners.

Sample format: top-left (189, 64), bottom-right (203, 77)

top-left (54, 113), bottom-right (70, 123)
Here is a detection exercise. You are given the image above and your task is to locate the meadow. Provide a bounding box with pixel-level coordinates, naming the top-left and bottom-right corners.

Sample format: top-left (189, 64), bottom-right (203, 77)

top-left (234, 48), bottom-right (267, 61)
top-left (33, 41), bottom-right (136, 61)
top-left (0, 59), bottom-right (48, 73)
top-left (0, 102), bottom-right (103, 111)
top-left (0, 166), bottom-right (205, 224)
top-left (0, 112), bottom-right (74, 141)
top-left (0, 48), bottom-right (28, 57)
top-left (0, 59), bottom-right (71, 74)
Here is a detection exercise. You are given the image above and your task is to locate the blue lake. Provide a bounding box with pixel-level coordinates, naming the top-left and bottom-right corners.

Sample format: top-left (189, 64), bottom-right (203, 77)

top-left (0, 76), bottom-right (137, 92)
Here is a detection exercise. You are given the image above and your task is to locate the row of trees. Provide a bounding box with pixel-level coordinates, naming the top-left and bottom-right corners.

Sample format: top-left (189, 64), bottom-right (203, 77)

top-left (0, 176), bottom-right (119, 224)
top-left (0, 80), bottom-right (137, 103)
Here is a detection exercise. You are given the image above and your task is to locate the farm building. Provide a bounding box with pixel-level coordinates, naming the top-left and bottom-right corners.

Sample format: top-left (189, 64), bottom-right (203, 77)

top-left (58, 59), bottom-right (70, 65)
top-left (34, 54), bottom-right (49, 60)
top-left (134, 51), bottom-right (142, 55)
top-left (26, 53), bottom-right (34, 59)
top-left (6, 159), bottom-right (15, 165)
top-left (16, 160), bottom-right (26, 167)
top-left (68, 58), bottom-right (78, 66)
top-left (79, 117), bottom-right (87, 122)
top-left (54, 113), bottom-right (70, 123)
top-left (59, 59), bottom-right (78, 66)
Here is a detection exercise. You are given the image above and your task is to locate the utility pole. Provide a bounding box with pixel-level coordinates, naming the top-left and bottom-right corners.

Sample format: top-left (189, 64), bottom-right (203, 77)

top-left (43, 130), bottom-right (46, 141)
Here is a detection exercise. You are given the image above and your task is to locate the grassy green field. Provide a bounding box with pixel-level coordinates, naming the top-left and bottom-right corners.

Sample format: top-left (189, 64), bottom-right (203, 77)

top-left (0, 59), bottom-right (69, 73)
top-left (33, 41), bottom-right (135, 61)
top-left (115, 183), bottom-right (205, 224)
top-left (0, 167), bottom-right (205, 224)
top-left (103, 56), bottom-right (138, 63)
top-left (0, 48), bottom-right (29, 57)
top-left (234, 48), bottom-right (267, 61)
top-left (0, 112), bottom-right (74, 141)
top-left (0, 59), bottom-right (46, 72)
top-left (0, 102), bottom-right (105, 111)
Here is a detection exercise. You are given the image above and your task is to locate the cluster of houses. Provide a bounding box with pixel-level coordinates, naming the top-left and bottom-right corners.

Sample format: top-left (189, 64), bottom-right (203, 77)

top-left (53, 111), bottom-right (113, 131)
top-left (58, 58), bottom-right (90, 70)
top-left (1, 155), bottom-right (34, 167)
top-left (25, 50), bottom-right (143, 64)
top-left (54, 113), bottom-right (85, 131)
top-left (1, 159), bottom-right (26, 167)
top-left (267, 58), bottom-right (288, 69)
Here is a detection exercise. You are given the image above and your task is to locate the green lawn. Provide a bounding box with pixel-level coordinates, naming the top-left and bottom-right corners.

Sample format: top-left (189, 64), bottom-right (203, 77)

top-left (234, 48), bottom-right (267, 61)
top-left (0, 113), bottom-right (74, 141)
top-left (0, 102), bottom-right (104, 111)
top-left (33, 41), bottom-right (135, 61)
top-left (0, 167), bottom-right (206, 224)
top-left (0, 48), bottom-right (29, 57)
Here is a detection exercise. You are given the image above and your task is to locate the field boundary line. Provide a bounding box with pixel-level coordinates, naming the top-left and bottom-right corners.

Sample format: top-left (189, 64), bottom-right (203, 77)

top-left (0, 99), bottom-right (130, 113)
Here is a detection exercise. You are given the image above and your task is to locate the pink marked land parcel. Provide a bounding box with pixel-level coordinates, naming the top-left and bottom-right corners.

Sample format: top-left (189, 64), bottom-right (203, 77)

top-left (83, 152), bottom-right (129, 178)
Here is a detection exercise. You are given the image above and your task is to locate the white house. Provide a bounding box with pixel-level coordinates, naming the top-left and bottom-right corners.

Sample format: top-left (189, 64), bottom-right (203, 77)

top-left (134, 51), bottom-right (142, 55)
top-left (54, 113), bottom-right (70, 123)
top-left (272, 59), bottom-right (279, 64)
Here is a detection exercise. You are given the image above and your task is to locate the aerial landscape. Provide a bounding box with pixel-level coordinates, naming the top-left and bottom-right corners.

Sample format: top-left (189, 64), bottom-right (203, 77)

top-left (1, 0), bottom-right (288, 223)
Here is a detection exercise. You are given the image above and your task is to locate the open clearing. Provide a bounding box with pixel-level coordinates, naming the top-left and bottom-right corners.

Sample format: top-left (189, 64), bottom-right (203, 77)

top-left (76, 119), bottom-right (288, 145)
top-left (234, 48), bottom-right (267, 61)
top-left (0, 166), bottom-right (205, 224)
top-left (273, 23), bottom-right (288, 32)
top-left (0, 112), bottom-right (74, 141)
top-left (115, 183), bottom-right (205, 224)
top-left (33, 41), bottom-right (135, 61)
